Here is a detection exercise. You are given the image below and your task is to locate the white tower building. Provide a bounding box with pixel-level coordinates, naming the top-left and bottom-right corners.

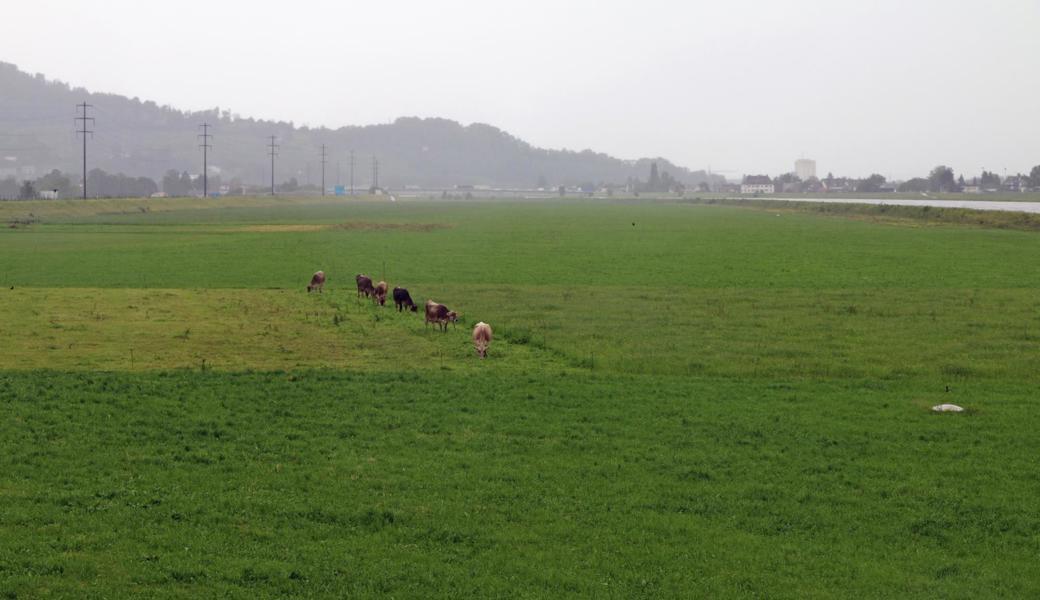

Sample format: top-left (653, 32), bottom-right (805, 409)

top-left (795, 159), bottom-right (817, 180)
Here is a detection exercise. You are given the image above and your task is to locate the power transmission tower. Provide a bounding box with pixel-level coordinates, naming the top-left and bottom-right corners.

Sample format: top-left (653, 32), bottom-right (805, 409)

top-left (74, 103), bottom-right (94, 199)
top-left (198, 123), bottom-right (212, 197)
top-left (372, 156), bottom-right (379, 191)
top-left (320, 144), bottom-right (327, 196)
top-left (267, 136), bottom-right (279, 195)
top-left (349, 150), bottom-right (355, 195)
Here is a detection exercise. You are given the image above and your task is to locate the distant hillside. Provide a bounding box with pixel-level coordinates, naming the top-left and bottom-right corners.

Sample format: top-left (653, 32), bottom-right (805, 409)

top-left (0, 62), bottom-right (721, 189)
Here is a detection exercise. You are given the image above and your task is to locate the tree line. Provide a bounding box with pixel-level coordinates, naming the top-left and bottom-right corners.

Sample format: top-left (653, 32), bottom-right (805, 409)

top-left (0, 169), bottom-right (156, 200)
top-left (0, 168), bottom-right (326, 200)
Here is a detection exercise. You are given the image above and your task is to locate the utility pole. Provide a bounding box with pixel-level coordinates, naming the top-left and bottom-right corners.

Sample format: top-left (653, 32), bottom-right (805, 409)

top-left (198, 123), bottom-right (212, 197)
top-left (372, 156), bottom-right (379, 191)
top-left (349, 150), bottom-right (355, 195)
top-left (320, 144), bottom-right (327, 196)
top-left (74, 103), bottom-right (94, 199)
top-left (267, 136), bottom-right (279, 195)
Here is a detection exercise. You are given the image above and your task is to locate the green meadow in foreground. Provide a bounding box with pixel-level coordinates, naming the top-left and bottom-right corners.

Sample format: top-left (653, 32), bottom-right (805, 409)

top-left (1, 196), bottom-right (1039, 598)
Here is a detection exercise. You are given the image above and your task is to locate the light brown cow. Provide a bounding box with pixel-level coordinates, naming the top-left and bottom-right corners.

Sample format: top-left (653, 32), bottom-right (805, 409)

top-left (472, 322), bottom-right (492, 358)
top-left (425, 300), bottom-right (458, 332)
top-left (373, 281), bottom-right (388, 306)
top-left (307, 271), bottom-right (326, 293)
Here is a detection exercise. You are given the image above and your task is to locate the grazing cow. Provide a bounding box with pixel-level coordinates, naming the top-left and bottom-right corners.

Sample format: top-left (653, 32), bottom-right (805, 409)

top-left (424, 300), bottom-right (458, 332)
top-left (393, 287), bottom-right (418, 312)
top-left (472, 322), bottom-right (492, 358)
top-left (373, 281), bottom-right (388, 306)
top-left (307, 270), bottom-right (326, 293)
top-left (356, 274), bottom-right (375, 298)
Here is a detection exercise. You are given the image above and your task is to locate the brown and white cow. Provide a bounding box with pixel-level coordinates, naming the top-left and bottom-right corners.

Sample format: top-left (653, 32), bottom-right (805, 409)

top-left (373, 281), bottom-right (388, 306)
top-left (425, 300), bottom-right (458, 332)
top-left (393, 287), bottom-right (418, 312)
top-left (356, 274), bottom-right (375, 298)
top-left (472, 322), bottom-right (492, 358)
top-left (307, 270), bottom-right (326, 293)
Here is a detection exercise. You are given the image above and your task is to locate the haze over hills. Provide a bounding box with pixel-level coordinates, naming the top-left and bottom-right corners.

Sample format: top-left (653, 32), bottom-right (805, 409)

top-left (0, 63), bottom-right (721, 190)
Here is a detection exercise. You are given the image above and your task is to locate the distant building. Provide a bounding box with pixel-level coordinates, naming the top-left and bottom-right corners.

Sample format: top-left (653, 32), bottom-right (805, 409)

top-left (741, 175), bottom-right (775, 194)
top-left (822, 177), bottom-right (855, 193)
top-left (795, 159), bottom-right (816, 181)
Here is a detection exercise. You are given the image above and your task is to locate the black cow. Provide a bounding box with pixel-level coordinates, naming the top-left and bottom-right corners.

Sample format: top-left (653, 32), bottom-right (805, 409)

top-left (393, 287), bottom-right (418, 312)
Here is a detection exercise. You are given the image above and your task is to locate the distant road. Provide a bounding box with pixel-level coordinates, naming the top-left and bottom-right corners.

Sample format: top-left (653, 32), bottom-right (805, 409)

top-left (724, 196), bottom-right (1040, 214)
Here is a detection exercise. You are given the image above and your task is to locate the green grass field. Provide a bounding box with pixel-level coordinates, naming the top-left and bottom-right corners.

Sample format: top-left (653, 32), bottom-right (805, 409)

top-left (2, 196), bottom-right (1039, 598)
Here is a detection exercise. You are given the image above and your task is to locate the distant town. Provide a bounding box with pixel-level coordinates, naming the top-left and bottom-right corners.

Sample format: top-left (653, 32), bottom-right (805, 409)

top-left (732, 160), bottom-right (1040, 196)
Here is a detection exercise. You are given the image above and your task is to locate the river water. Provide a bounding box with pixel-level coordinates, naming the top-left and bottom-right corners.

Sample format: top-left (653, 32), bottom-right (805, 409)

top-left (724, 196), bottom-right (1040, 214)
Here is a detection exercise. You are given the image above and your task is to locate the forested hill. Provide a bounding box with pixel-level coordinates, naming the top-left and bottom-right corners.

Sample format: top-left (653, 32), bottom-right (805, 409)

top-left (0, 62), bottom-right (720, 189)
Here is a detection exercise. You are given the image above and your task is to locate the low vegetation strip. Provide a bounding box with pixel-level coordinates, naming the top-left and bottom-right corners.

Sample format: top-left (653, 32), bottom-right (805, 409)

top-left (0, 194), bottom-right (366, 223)
top-left (0, 288), bottom-right (557, 372)
top-left (236, 222), bottom-right (450, 233)
top-left (680, 197), bottom-right (1040, 231)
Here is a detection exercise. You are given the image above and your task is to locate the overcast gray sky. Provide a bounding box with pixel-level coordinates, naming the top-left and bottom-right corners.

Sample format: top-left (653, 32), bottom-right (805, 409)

top-left (2, 0), bottom-right (1038, 179)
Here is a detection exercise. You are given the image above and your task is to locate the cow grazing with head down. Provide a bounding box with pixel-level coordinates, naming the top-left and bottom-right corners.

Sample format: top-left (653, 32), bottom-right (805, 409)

top-left (393, 287), bottom-right (418, 312)
top-left (425, 300), bottom-right (458, 332)
top-left (307, 271), bottom-right (326, 293)
top-left (472, 322), bottom-right (492, 358)
top-left (373, 281), bottom-right (388, 306)
top-left (356, 274), bottom-right (375, 298)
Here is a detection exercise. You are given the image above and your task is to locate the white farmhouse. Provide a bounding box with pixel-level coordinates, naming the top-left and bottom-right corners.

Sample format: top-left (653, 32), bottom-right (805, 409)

top-left (741, 175), bottom-right (775, 194)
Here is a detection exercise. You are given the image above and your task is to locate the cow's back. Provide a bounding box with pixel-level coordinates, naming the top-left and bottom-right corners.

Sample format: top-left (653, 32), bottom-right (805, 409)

top-left (426, 300), bottom-right (447, 320)
top-left (473, 322), bottom-right (492, 343)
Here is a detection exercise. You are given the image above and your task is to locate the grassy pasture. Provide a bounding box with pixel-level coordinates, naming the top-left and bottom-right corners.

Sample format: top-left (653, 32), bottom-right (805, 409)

top-left (3, 371), bottom-right (1039, 598)
top-left (2, 196), bottom-right (1039, 597)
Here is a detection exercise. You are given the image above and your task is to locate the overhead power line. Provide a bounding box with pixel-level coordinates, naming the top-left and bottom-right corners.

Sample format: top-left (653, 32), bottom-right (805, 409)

top-left (267, 136), bottom-right (279, 196)
top-left (74, 102), bottom-right (94, 199)
top-left (320, 144), bottom-right (328, 196)
top-left (198, 123), bottom-right (212, 197)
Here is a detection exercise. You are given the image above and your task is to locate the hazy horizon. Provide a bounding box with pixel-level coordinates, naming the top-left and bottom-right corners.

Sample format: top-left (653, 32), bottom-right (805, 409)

top-left (2, 0), bottom-right (1038, 180)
